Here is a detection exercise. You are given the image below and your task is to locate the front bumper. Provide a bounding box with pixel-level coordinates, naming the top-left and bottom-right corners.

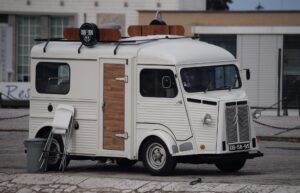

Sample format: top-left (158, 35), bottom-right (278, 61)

top-left (177, 151), bottom-right (264, 164)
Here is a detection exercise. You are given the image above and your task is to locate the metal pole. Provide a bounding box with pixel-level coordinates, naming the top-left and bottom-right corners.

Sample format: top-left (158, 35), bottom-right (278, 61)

top-left (283, 97), bottom-right (288, 116)
top-left (277, 48), bottom-right (281, 117)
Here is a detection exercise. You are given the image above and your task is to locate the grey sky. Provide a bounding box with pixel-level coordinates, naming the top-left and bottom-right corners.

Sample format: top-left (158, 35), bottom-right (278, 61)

top-left (230, 0), bottom-right (300, 10)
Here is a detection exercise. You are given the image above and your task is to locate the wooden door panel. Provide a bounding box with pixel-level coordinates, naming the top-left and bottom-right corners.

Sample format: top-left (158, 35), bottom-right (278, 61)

top-left (103, 64), bottom-right (125, 150)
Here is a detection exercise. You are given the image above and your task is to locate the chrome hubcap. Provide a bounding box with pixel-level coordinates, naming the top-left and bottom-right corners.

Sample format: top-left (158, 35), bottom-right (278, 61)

top-left (146, 143), bottom-right (166, 170)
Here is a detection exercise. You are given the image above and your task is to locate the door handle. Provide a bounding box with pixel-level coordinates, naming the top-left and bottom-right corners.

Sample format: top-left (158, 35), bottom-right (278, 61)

top-left (116, 132), bottom-right (128, 139)
top-left (115, 76), bottom-right (128, 83)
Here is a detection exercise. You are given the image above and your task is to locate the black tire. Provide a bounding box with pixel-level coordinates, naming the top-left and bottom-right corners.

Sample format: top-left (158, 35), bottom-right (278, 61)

top-left (116, 158), bottom-right (137, 167)
top-left (142, 137), bottom-right (177, 176)
top-left (215, 159), bottom-right (246, 173)
top-left (42, 134), bottom-right (70, 171)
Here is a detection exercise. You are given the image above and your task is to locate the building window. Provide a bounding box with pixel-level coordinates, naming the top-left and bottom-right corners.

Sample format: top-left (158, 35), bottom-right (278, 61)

top-left (283, 35), bottom-right (300, 109)
top-left (0, 14), bottom-right (8, 23)
top-left (36, 62), bottom-right (70, 94)
top-left (140, 69), bottom-right (178, 98)
top-left (199, 35), bottom-right (237, 57)
top-left (16, 16), bottom-right (41, 82)
top-left (49, 16), bottom-right (71, 38)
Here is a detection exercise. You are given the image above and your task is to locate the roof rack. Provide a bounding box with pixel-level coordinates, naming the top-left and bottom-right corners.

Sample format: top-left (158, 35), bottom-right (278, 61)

top-left (34, 20), bottom-right (189, 55)
top-left (35, 35), bottom-right (195, 55)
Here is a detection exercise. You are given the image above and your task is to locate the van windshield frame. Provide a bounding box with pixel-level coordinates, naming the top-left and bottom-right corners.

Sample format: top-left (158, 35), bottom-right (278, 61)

top-left (180, 64), bottom-right (241, 93)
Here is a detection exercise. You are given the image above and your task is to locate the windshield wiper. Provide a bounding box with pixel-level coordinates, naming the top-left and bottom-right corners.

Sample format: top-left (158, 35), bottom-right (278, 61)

top-left (204, 80), bottom-right (211, 93)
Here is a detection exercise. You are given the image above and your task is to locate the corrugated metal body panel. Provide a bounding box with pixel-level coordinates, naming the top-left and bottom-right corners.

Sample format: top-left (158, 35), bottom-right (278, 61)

top-left (187, 102), bottom-right (218, 153)
top-left (30, 99), bottom-right (98, 120)
top-left (29, 117), bottom-right (52, 138)
top-left (69, 120), bottom-right (98, 154)
top-left (30, 99), bottom-right (98, 155)
top-left (225, 105), bottom-right (238, 143)
top-left (238, 35), bottom-right (282, 107)
top-left (225, 102), bottom-right (250, 144)
top-left (137, 97), bottom-right (192, 141)
top-left (238, 104), bottom-right (250, 142)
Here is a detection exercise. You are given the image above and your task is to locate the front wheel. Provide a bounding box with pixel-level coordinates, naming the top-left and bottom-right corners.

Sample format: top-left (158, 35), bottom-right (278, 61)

top-left (215, 159), bottom-right (246, 173)
top-left (142, 138), bottom-right (176, 176)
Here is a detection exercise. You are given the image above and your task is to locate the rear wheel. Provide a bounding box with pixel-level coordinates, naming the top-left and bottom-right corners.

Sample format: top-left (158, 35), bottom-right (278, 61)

top-left (215, 159), bottom-right (246, 173)
top-left (116, 158), bottom-right (137, 167)
top-left (42, 134), bottom-right (70, 171)
top-left (142, 138), bottom-right (176, 176)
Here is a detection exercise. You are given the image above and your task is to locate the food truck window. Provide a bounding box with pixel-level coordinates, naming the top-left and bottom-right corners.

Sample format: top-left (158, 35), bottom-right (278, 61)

top-left (140, 69), bottom-right (178, 98)
top-left (36, 62), bottom-right (70, 94)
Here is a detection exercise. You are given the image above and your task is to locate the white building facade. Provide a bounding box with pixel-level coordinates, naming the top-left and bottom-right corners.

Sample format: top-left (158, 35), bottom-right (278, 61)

top-left (0, 0), bottom-right (206, 82)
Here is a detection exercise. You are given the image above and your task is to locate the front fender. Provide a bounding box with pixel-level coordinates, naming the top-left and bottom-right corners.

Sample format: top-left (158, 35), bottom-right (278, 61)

top-left (137, 129), bottom-right (179, 158)
top-left (29, 121), bottom-right (52, 138)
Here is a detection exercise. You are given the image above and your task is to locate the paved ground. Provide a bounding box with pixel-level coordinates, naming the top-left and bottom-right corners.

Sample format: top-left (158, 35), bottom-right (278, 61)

top-left (0, 108), bottom-right (300, 192)
top-left (1, 173), bottom-right (300, 193)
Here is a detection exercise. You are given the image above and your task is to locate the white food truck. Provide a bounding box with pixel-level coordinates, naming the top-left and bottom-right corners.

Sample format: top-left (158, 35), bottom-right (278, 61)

top-left (29, 22), bottom-right (263, 175)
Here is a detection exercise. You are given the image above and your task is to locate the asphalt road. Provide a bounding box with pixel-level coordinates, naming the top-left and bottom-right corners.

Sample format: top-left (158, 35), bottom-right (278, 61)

top-left (0, 131), bottom-right (300, 186)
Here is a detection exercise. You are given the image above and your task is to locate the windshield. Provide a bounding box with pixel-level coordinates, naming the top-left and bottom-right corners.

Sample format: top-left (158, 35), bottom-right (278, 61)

top-left (180, 64), bottom-right (241, 93)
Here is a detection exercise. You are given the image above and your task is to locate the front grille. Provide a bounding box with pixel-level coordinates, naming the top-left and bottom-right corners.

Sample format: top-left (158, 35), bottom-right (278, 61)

top-left (225, 101), bottom-right (250, 144)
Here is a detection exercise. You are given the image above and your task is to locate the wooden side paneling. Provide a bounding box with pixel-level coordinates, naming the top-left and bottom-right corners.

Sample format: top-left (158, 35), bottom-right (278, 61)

top-left (103, 64), bottom-right (125, 150)
top-left (141, 25), bottom-right (169, 35)
top-left (128, 25), bottom-right (185, 36)
top-left (169, 25), bottom-right (185, 36)
top-left (127, 25), bottom-right (142, 36)
top-left (63, 28), bottom-right (121, 41)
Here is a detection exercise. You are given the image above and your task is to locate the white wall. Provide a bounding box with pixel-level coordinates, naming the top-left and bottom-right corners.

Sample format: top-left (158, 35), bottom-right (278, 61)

top-left (0, 0), bottom-right (206, 29)
top-left (237, 34), bottom-right (283, 107)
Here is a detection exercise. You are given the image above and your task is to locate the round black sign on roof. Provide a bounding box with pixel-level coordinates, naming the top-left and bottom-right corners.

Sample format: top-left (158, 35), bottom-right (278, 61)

top-left (79, 23), bottom-right (99, 47)
top-left (149, 19), bottom-right (166, 25)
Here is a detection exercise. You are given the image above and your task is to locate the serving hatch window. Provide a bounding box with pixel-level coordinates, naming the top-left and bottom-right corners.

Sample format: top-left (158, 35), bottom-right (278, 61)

top-left (36, 62), bottom-right (70, 94)
top-left (140, 69), bottom-right (178, 98)
top-left (180, 65), bottom-right (241, 93)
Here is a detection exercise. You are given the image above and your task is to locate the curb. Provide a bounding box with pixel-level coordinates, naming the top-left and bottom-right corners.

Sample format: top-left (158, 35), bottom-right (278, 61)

top-left (257, 136), bottom-right (300, 143)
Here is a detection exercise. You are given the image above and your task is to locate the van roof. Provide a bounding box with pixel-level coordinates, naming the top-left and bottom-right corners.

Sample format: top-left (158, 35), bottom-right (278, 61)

top-left (31, 35), bottom-right (236, 66)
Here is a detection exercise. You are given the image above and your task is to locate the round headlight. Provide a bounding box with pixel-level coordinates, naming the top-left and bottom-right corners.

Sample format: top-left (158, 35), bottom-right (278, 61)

top-left (252, 110), bottom-right (261, 119)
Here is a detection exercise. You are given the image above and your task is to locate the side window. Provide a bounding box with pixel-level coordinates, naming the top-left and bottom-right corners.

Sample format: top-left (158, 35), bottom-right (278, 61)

top-left (140, 69), bottom-right (178, 98)
top-left (36, 62), bottom-right (70, 94)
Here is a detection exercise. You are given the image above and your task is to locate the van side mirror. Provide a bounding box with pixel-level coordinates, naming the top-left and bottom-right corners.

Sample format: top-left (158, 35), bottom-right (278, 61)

top-left (246, 69), bottom-right (250, 80)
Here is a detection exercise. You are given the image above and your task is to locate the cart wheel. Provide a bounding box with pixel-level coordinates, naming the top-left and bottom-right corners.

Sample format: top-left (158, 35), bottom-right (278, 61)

top-left (42, 134), bottom-right (70, 171)
top-left (215, 159), bottom-right (246, 173)
top-left (142, 137), bottom-right (176, 176)
top-left (116, 158), bottom-right (137, 167)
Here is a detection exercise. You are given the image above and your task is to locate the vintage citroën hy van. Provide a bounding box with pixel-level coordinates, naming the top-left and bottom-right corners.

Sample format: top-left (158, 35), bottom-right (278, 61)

top-left (29, 19), bottom-right (263, 175)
